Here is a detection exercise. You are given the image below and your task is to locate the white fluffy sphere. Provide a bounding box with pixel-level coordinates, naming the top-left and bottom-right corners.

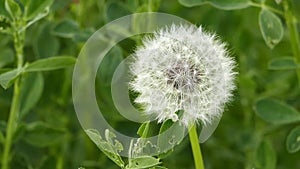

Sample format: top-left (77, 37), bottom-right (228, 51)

top-left (130, 25), bottom-right (236, 127)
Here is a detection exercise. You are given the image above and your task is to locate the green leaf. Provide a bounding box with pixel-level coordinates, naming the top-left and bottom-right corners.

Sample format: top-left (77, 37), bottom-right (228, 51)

top-left (158, 119), bottom-right (186, 158)
top-left (52, 19), bottom-right (80, 38)
top-left (0, 120), bottom-right (6, 132)
top-left (0, 131), bottom-right (4, 143)
top-left (106, 2), bottom-right (131, 22)
top-left (149, 167), bottom-right (168, 169)
top-left (0, 69), bottom-right (22, 89)
top-left (19, 73), bottom-right (44, 118)
top-left (23, 0), bottom-right (54, 20)
top-left (98, 46), bottom-right (123, 86)
top-left (259, 9), bottom-right (284, 49)
top-left (128, 156), bottom-right (161, 169)
top-left (0, 68), bottom-right (11, 74)
top-left (275, 0), bottom-right (282, 4)
top-left (73, 28), bottom-right (94, 43)
top-left (85, 129), bottom-right (125, 168)
top-left (255, 98), bottom-right (300, 124)
top-left (25, 56), bottom-right (76, 72)
top-left (286, 126), bottom-right (300, 153)
top-left (178, 0), bottom-right (251, 10)
top-left (23, 122), bottom-right (66, 147)
top-left (5, 0), bottom-right (21, 19)
top-left (268, 57), bottom-right (300, 70)
top-left (0, 48), bottom-right (14, 68)
top-left (255, 140), bottom-right (276, 169)
top-left (34, 22), bottom-right (60, 58)
top-left (137, 122), bottom-right (150, 138)
top-left (0, 1), bottom-right (10, 19)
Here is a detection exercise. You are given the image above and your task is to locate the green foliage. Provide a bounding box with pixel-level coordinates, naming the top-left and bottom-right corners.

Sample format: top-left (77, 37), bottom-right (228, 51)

top-left (255, 140), bottom-right (276, 169)
top-left (34, 22), bottom-right (60, 58)
top-left (25, 56), bottom-right (76, 72)
top-left (5, 0), bottom-right (22, 19)
top-left (1, 0), bottom-right (300, 168)
top-left (0, 49), bottom-right (14, 68)
top-left (0, 56), bottom-right (75, 89)
top-left (259, 9), bottom-right (284, 49)
top-left (255, 98), bottom-right (300, 124)
top-left (286, 126), bottom-right (300, 153)
top-left (157, 119), bottom-right (185, 158)
top-left (178, 0), bottom-right (251, 10)
top-left (52, 19), bottom-right (80, 38)
top-left (137, 122), bottom-right (150, 138)
top-left (22, 0), bottom-right (54, 20)
top-left (22, 121), bottom-right (66, 147)
top-left (268, 57), bottom-right (300, 70)
top-left (0, 69), bottom-right (21, 89)
top-left (127, 156), bottom-right (161, 169)
top-left (19, 72), bottom-right (44, 118)
top-left (85, 129), bottom-right (125, 168)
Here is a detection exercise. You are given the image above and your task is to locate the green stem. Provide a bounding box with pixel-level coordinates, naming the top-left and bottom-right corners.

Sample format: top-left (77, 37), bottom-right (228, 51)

top-left (189, 125), bottom-right (205, 169)
top-left (1, 31), bottom-right (24, 169)
top-left (283, 0), bottom-right (300, 85)
top-left (250, 2), bottom-right (284, 16)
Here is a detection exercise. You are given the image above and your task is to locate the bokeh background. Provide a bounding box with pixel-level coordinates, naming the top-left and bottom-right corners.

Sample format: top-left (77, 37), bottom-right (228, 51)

top-left (0, 0), bottom-right (300, 168)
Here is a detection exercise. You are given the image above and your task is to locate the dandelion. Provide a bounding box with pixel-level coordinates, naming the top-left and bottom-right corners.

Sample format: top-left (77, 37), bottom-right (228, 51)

top-left (130, 24), bottom-right (236, 128)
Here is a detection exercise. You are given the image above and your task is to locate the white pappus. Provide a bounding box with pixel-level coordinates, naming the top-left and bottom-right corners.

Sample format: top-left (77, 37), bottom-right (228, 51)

top-left (129, 24), bottom-right (236, 127)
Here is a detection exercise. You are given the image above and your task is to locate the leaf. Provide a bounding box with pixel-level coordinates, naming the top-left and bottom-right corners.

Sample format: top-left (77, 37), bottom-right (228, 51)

top-left (106, 2), bottom-right (131, 22)
top-left (137, 122), bottom-right (150, 138)
top-left (25, 56), bottom-right (76, 72)
top-left (0, 131), bottom-right (4, 143)
top-left (52, 19), bottom-right (80, 38)
top-left (0, 48), bottom-right (14, 68)
top-left (268, 57), bottom-right (300, 70)
top-left (19, 73), bottom-right (44, 118)
top-left (0, 1), bottom-right (10, 18)
top-left (5, 0), bottom-right (21, 19)
top-left (286, 126), bottom-right (300, 153)
top-left (23, 122), bottom-right (66, 147)
top-left (97, 46), bottom-right (123, 85)
top-left (34, 22), bottom-right (60, 58)
top-left (157, 119), bottom-right (186, 158)
top-left (149, 167), bottom-right (168, 169)
top-left (178, 0), bottom-right (251, 10)
top-left (85, 129), bottom-right (125, 168)
top-left (73, 28), bottom-right (94, 43)
top-left (255, 98), bottom-right (300, 124)
top-left (0, 120), bottom-right (6, 132)
top-left (23, 0), bottom-right (54, 20)
top-left (259, 9), bottom-right (284, 49)
top-left (0, 69), bottom-right (22, 89)
top-left (0, 68), bottom-right (11, 74)
top-left (128, 156), bottom-right (161, 169)
top-left (255, 140), bottom-right (276, 169)
top-left (275, 0), bottom-right (282, 4)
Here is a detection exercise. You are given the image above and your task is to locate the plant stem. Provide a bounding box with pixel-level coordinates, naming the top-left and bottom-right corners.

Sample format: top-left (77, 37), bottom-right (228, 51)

top-left (1, 30), bottom-right (25, 169)
top-left (189, 125), bottom-right (205, 169)
top-left (250, 2), bottom-right (284, 16)
top-left (283, 0), bottom-right (300, 85)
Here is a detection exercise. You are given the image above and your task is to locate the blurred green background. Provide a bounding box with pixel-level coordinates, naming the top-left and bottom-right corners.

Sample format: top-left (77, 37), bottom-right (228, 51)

top-left (0, 0), bottom-right (300, 168)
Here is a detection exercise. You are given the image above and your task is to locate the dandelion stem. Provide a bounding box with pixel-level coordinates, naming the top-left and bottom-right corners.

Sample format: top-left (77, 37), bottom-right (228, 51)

top-left (283, 0), bottom-right (300, 86)
top-left (189, 125), bottom-right (205, 169)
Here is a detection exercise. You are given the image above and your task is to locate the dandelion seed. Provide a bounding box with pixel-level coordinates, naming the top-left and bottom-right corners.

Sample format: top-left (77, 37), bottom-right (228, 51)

top-left (130, 24), bottom-right (236, 127)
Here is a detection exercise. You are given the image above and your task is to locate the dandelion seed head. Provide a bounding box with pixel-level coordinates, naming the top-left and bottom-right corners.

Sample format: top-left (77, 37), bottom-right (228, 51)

top-left (130, 24), bottom-right (236, 127)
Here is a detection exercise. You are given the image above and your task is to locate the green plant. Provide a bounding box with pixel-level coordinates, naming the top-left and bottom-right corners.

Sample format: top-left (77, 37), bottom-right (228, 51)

top-left (177, 0), bottom-right (300, 168)
top-left (1, 0), bottom-right (300, 168)
top-left (0, 0), bottom-right (75, 168)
